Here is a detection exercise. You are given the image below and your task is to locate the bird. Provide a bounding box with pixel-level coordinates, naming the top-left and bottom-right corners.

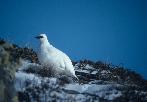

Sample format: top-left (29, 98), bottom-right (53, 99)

top-left (35, 34), bottom-right (78, 80)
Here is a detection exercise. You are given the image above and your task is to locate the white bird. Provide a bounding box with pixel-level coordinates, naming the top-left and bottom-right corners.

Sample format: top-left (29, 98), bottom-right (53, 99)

top-left (35, 34), bottom-right (78, 80)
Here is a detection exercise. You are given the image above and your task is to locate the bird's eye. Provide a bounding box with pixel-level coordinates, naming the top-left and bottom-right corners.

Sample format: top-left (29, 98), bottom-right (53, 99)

top-left (35, 36), bottom-right (44, 39)
top-left (40, 36), bottom-right (43, 38)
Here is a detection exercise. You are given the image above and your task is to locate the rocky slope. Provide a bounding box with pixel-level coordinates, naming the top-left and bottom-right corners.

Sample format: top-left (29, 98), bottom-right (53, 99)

top-left (0, 39), bottom-right (147, 102)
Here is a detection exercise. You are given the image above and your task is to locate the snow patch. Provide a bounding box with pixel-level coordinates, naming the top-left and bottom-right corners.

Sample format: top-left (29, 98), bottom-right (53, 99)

top-left (85, 64), bottom-right (95, 70)
top-left (64, 84), bottom-right (122, 100)
top-left (15, 71), bottom-right (41, 91)
top-left (91, 71), bottom-right (97, 75)
top-left (76, 69), bottom-right (90, 74)
top-left (18, 60), bottom-right (40, 71)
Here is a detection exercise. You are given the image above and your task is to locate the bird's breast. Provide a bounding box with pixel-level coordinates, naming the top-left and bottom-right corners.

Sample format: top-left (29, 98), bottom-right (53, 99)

top-left (39, 49), bottom-right (60, 65)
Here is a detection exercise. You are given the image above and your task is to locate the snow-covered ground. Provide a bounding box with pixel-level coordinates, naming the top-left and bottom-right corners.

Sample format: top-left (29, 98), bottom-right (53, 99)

top-left (14, 60), bottom-right (147, 102)
top-left (64, 84), bottom-right (122, 100)
top-left (14, 61), bottom-right (124, 101)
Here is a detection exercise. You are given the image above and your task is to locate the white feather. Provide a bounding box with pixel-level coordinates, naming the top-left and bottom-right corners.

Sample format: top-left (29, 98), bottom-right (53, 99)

top-left (36, 34), bottom-right (78, 79)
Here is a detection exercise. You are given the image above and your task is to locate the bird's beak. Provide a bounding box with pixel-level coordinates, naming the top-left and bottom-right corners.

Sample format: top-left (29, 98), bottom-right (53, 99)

top-left (35, 36), bottom-right (43, 39)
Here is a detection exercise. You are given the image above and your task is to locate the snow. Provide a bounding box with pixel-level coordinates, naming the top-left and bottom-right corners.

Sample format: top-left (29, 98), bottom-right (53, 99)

top-left (13, 59), bottom-right (128, 101)
top-left (76, 69), bottom-right (90, 74)
top-left (18, 59), bottom-right (40, 71)
top-left (64, 84), bottom-right (122, 100)
top-left (15, 60), bottom-right (122, 101)
top-left (101, 70), bottom-right (111, 74)
top-left (91, 71), bottom-right (97, 74)
top-left (84, 64), bottom-right (95, 70)
top-left (13, 59), bottom-right (147, 102)
top-left (15, 71), bottom-right (41, 91)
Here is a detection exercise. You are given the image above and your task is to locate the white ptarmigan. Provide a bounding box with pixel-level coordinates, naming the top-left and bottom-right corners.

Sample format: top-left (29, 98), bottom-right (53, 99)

top-left (35, 34), bottom-right (78, 80)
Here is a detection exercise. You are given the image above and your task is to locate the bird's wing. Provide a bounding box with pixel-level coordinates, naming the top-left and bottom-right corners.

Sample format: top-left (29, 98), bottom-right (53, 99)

top-left (47, 46), bottom-right (66, 69)
top-left (58, 56), bottom-right (66, 69)
top-left (46, 46), bottom-right (78, 79)
top-left (61, 52), bottom-right (75, 72)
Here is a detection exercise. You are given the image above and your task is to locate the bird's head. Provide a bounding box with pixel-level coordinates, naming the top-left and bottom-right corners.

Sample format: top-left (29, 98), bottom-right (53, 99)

top-left (35, 34), bottom-right (48, 43)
